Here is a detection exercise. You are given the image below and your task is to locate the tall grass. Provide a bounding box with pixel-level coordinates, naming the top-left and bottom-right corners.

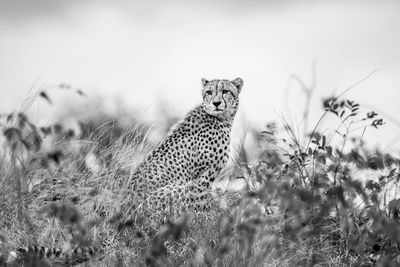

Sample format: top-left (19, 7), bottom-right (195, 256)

top-left (1, 80), bottom-right (400, 267)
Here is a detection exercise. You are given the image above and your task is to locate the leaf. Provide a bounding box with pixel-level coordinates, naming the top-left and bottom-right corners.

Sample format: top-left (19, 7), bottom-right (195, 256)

top-left (317, 154), bottom-right (326, 164)
top-left (326, 186), bottom-right (348, 207)
top-left (365, 180), bottom-right (380, 191)
top-left (325, 146), bottom-right (333, 156)
top-left (367, 111), bottom-right (378, 119)
top-left (6, 113), bottom-right (13, 122)
top-left (3, 127), bottom-right (21, 143)
top-left (370, 193), bottom-right (379, 204)
top-left (76, 89), bottom-right (86, 96)
top-left (297, 189), bottom-right (315, 203)
top-left (28, 131), bottom-right (42, 151)
top-left (47, 150), bottom-right (63, 164)
top-left (65, 129), bottom-right (75, 138)
top-left (40, 126), bottom-right (52, 135)
top-left (322, 98), bottom-right (333, 109)
top-left (59, 83), bottom-right (71, 89)
top-left (261, 131), bottom-right (273, 135)
top-left (388, 199), bottom-right (400, 214)
top-left (39, 91), bottom-right (52, 105)
top-left (17, 113), bottom-right (27, 128)
top-left (311, 139), bottom-right (319, 145)
top-left (335, 148), bottom-right (342, 157)
top-left (388, 168), bottom-right (397, 178)
top-left (343, 178), bottom-right (366, 199)
top-left (310, 132), bottom-right (321, 142)
top-left (371, 119), bottom-right (384, 128)
top-left (53, 124), bottom-right (63, 135)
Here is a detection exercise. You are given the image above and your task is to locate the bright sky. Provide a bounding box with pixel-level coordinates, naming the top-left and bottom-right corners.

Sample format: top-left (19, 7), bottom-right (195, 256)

top-left (0, 0), bottom-right (399, 151)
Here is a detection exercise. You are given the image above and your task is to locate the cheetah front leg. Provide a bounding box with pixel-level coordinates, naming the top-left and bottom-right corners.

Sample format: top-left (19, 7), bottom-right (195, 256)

top-left (187, 170), bottom-right (219, 211)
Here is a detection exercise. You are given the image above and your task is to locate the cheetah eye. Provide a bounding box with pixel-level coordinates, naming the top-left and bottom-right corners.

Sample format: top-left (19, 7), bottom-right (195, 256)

top-left (206, 91), bottom-right (212, 95)
top-left (222, 90), bottom-right (229, 94)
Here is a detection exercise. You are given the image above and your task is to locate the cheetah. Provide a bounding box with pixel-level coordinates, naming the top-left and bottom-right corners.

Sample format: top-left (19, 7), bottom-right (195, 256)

top-left (128, 77), bottom-right (243, 214)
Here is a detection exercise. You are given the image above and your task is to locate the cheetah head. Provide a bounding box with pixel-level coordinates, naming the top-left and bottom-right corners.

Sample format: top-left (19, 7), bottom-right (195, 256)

top-left (201, 78), bottom-right (243, 122)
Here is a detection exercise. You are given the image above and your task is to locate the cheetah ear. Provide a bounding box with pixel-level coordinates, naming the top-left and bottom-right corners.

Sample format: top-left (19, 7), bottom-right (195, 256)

top-left (201, 78), bottom-right (209, 88)
top-left (231, 78), bottom-right (243, 93)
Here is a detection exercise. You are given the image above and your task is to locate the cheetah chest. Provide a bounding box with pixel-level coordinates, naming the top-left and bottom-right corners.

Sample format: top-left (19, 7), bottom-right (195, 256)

top-left (192, 124), bottom-right (231, 180)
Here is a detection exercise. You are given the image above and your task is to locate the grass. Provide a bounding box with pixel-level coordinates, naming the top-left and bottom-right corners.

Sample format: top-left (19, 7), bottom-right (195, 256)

top-left (1, 82), bottom-right (400, 267)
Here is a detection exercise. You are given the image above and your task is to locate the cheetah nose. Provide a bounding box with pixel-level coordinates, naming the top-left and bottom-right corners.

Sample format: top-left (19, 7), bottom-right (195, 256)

top-left (213, 101), bottom-right (222, 108)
